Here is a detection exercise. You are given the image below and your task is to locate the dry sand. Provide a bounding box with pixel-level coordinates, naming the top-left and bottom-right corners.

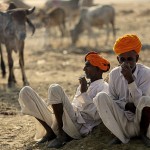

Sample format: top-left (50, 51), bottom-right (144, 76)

top-left (0, 0), bottom-right (150, 150)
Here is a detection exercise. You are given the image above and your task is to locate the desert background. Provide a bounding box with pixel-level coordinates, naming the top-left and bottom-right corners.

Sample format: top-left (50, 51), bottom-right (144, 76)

top-left (0, 0), bottom-right (150, 149)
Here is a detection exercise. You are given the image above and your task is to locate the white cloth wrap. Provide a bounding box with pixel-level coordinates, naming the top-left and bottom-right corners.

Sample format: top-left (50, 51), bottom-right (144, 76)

top-left (18, 85), bottom-right (81, 140)
top-left (94, 92), bottom-right (150, 143)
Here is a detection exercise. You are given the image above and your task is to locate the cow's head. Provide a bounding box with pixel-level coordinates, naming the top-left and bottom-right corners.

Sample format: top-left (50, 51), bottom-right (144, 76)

top-left (5, 7), bottom-right (35, 40)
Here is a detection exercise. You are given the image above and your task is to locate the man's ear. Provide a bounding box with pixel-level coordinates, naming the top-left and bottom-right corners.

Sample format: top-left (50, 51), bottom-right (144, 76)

top-left (136, 54), bottom-right (139, 62)
top-left (117, 56), bottom-right (120, 63)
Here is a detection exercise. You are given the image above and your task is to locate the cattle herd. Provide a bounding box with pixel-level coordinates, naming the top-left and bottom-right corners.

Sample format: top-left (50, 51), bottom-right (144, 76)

top-left (0, 0), bottom-right (116, 87)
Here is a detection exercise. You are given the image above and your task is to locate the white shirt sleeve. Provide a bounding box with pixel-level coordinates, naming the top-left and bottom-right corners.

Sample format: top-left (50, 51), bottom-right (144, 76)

top-left (109, 70), bottom-right (126, 110)
top-left (128, 71), bottom-right (150, 106)
top-left (72, 86), bottom-right (93, 108)
top-left (77, 92), bottom-right (93, 105)
top-left (72, 80), bottom-right (108, 108)
top-left (128, 81), bottom-right (142, 106)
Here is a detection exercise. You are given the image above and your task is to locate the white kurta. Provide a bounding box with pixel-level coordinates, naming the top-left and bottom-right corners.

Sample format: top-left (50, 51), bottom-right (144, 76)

top-left (94, 63), bottom-right (150, 143)
top-left (72, 79), bottom-right (109, 135)
top-left (18, 79), bottom-right (108, 140)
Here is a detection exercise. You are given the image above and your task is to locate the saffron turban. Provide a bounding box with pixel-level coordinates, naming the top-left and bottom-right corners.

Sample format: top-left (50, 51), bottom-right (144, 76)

top-left (113, 34), bottom-right (142, 55)
top-left (85, 51), bottom-right (110, 71)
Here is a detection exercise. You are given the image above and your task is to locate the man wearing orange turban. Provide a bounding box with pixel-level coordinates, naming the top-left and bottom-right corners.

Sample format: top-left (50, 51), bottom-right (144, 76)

top-left (18, 51), bottom-right (110, 148)
top-left (113, 34), bottom-right (142, 55)
top-left (85, 51), bottom-right (110, 72)
top-left (94, 34), bottom-right (150, 147)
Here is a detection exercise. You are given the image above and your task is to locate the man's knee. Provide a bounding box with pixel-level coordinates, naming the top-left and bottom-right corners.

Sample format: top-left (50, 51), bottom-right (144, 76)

top-left (137, 96), bottom-right (150, 109)
top-left (48, 84), bottom-right (64, 105)
top-left (19, 86), bottom-right (32, 99)
top-left (93, 92), bottom-right (108, 105)
top-left (48, 84), bottom-right (62, 93)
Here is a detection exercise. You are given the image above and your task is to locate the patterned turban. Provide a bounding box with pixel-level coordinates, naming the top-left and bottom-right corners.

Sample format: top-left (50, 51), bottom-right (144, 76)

top-left (85, 51), bottom-right (110, 72)
top-left (113, 34), bottom-right (142, 55)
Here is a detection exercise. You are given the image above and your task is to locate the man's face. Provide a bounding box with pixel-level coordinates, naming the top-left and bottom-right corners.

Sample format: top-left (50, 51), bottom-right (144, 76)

top-left (117, 50), bottom-right (139, 72)
top-left (83, 61), bottom-right (99, 79)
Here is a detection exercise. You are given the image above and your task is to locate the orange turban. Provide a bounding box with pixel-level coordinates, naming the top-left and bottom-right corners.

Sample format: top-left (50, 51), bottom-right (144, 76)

top-left (85, 51), bottom-right (110, 71)
top-left (113, 34), bottom-right (142, 55)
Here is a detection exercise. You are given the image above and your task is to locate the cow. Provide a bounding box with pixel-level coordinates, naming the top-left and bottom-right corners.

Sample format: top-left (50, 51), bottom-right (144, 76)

top-left (0, 3), bottom-right (35, 87)
top-left (70, 5), bottom-right (116, 46)
top-left (78, 0), bottom-right (94, 8)
top-left (44, 0), bottom-right (80, 26)
top-left (39, 7), bottom-right (66, 37)
top-left (45, 0), bottom-right (79, 15)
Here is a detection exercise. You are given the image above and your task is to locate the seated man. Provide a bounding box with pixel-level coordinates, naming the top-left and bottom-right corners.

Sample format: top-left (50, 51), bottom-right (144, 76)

top-left (18, 51), bottom-right (110, 148)
top-left (94, 34), bottom-right (150, 147)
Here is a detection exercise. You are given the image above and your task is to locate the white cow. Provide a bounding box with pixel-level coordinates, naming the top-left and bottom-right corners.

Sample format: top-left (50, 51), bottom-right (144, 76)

top-left (78, 0), bottom-right (94, 8)
top-left (70, 5), bottom-right (116, 46)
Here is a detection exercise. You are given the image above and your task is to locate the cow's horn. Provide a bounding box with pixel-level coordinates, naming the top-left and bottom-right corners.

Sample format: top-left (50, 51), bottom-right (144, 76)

top-left (26, 7), bottom-right (35, 15)
top-left (26, 17), bottom-right (35, 35)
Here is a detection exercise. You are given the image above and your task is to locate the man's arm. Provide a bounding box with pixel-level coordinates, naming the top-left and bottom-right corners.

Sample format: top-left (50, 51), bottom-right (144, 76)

top-left (77, 76), bottom-right (93, 104)
top-left (109, 71), bottom-right (127, 110)
top-left (72, 76), bottom-right (92, 106)
top-left (120, 62), bottom-right (137, 111)
top-left (121, 63), bottom-right (150, 107)
top-left (79, 76), bottom-right (88, 93)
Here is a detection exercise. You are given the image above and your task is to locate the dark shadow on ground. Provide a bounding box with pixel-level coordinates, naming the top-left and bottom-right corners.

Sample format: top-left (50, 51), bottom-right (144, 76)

top-left (22, 123), bottom-right (149, 150)
top-left (0, 84), bottom-right (21, 114)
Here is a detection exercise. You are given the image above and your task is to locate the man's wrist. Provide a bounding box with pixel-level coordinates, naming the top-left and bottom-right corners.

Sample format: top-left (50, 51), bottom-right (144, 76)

top-left (125, 103), bottom-right (128, 110)
top-left (125, 102), bottom-right (136, 113)
top-left (128, 78), bottom-right (134, 84)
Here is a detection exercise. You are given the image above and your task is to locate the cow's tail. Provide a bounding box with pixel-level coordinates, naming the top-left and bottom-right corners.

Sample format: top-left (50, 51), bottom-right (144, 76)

top-left (0, 45), bottom-right (6, 78)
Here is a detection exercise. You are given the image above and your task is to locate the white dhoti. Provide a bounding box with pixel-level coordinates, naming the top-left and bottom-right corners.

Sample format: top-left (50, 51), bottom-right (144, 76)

top-left (93, 92), bottom-right (150, 143)
top-left (18, 84), bottom-right (81, 141)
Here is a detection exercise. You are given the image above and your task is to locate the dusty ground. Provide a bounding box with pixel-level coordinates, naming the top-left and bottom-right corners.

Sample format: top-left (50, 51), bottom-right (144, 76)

top-left (0, 0), bottom-right (150, 150)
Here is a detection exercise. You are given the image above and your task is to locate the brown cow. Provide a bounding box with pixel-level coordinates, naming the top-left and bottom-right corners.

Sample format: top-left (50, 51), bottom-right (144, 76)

top-left (78, 0), bottom-right (94, 8)
top-left (0, 3), bottom-right (35, 87)
top-left (45, 0), bottom-right (80, 26)
top-left (39, 7), bottom-right (66, 37)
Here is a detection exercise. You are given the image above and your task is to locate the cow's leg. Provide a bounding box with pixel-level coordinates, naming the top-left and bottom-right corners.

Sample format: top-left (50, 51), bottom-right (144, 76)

top-left (62, 17), bottom-right (67, 36)
top-left (59, 24), bottom-right (64, 38)
top-left (111, 20), bottom-right (116, 43)
top-left (105, 24), bottom-right (110, 45)
top-left (60, 17), bottom-right (66, 38)
top-left (19, 41), bottom-right (29, 86)
top-left (58, 25), bottom-right (64, 47)
top-left (0, 45), bottom-right (6, 78)
top-left (43, 27), bottom-right (51, 48)
top-left (87, 27), bottom-right (96, 47)
top-left (6, 48), bottom-right (15, 87)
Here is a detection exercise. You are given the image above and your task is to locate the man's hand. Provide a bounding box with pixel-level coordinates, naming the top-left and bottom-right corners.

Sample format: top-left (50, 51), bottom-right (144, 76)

top-left (125, 102), bottom-right (136, 113)
top-left (121, 62), bottom-right (134, 84)
top-left (79, 76), bottom-right (88, 93)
